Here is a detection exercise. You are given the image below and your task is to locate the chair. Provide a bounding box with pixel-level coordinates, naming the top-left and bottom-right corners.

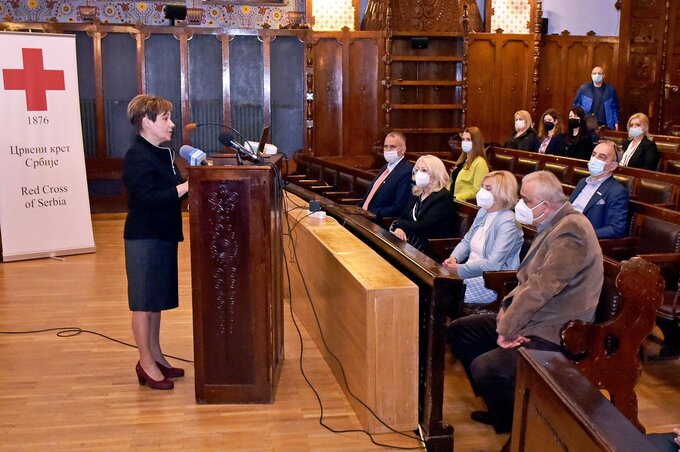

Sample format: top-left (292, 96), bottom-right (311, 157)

top-left (635, 178), bottom-right (674, 207)
top-left (560, 257), bottom-right (665, 432)
top-left (543, 162), bottom-right (569, 182)
top-left (488, 153), bottom-right (514, 172)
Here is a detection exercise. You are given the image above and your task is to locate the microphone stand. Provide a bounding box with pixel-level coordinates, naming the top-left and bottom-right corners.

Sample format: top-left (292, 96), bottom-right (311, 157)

top-left (188, 122), bottom-right (260, 164)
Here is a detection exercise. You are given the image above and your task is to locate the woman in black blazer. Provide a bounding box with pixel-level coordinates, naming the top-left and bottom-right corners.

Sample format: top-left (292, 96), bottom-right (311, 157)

top-left (620, 112), bottom-right (660, 171)
top-left (549, 106), bottom-right (595, 160)
top-left (391, 155), bottom-right (457, 258)
top-left (123, 95), bottom-right (189, 390)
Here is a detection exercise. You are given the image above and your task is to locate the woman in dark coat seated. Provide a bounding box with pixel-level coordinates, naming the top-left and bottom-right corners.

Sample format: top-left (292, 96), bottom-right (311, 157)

top-left (503, 109), bottom-right (539, 152)
top-left (537, 108), bottom-right (565, 154)
top-left (391, 155), bottom-right (457, 258)
top-left (550, 106), bottom-right (595, 160)
top-left (620, 112), bottom-right (660, 171)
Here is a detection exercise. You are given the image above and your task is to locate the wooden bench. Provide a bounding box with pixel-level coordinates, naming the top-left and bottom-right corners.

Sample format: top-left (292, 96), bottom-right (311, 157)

top-left (513, 349), bottom-right (660, 451)
top-left (285, 183), bottom-right (460, 451)
top-left (480, 146), bottom-right (680, 210)
top-left (284, 195), bottom-right (419, 434)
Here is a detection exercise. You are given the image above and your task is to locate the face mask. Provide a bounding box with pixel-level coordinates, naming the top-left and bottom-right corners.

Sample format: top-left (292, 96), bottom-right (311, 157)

top-left (515, 120), bottom-right (526, 132)
top-left (476, 188), bottom-right (495, 210)
top-left (569, 118), bottom-right (581, 128)
top-left (588, 157), bottom-right (607, 176)
top-left (543, 121), bottom-right (555, 132)
top-left (384, 150), bottom-right (399, 164)
top-left (515, 199), bottom-right (546, 225)
top-left (629, 127), bottom-right (644, 138)
top-left (414, 171), bottom-right (430, 187)
top-left (461, 141), bottom-right (473, 153)
top-left (592, 74), bottom-right (604, 84)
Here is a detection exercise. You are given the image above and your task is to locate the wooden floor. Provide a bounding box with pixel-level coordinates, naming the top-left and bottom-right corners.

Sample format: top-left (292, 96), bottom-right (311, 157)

top-left (1, 213), bottom-right (679, 451)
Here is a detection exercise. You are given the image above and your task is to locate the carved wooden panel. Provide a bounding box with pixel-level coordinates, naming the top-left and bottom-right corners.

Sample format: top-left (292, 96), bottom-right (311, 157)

top-left (363, 0), bottom-right (483, 32)
top-left (311, 31), bottom-right (382, 157)
top-left (467, 34), bottom-right (533, 144)
top-left (536, 35), bottom-right (618, 127)
top-left (312, 37), bottom-right (343, 156)
top-left (347, 38), bottom-right (381, 155)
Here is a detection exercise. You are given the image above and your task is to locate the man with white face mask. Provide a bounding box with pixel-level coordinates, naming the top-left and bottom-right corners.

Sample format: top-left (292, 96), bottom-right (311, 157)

top-left (449, 171), bottom-right (603, 437)
top-left (360, 132), bottom-right (414, 223)
top-left (569, 141), bottom-right (629, 238)
top-left (573, 66), bottom-right (620, 130)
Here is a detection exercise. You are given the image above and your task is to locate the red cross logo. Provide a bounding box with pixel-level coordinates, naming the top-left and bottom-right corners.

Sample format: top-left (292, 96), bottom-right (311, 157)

top-left (3, 48), bottom-right (66, 111)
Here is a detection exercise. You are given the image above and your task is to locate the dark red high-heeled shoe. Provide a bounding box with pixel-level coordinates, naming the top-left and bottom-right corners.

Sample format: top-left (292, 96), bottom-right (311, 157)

top-left (135, 362), bottom-right (174, 390)
top-left (156, 361), bottom-right (185, 378)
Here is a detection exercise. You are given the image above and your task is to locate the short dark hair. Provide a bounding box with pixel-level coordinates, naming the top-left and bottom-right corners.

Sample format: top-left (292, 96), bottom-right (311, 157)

top-left (127, 95), bottom-right (173, 133)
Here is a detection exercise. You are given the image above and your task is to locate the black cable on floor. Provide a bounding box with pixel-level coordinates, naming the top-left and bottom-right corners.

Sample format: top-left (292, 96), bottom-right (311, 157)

top-left (0, 327), bottom-right (193, 363)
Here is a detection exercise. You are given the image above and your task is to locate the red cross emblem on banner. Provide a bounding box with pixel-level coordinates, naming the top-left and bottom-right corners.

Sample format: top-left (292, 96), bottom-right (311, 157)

top-left (2, 47), bottom-right (66, 111)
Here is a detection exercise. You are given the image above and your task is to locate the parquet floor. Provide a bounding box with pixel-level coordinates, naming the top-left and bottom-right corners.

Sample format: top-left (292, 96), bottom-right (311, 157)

top-left (0, 213), bottom-right (678, 451)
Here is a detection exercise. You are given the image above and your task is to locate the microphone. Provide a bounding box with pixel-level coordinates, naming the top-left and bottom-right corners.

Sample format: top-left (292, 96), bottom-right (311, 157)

top-left (218, 132), bottom-right (263, 164)
top-left (179, 145), bottom-right (208, 166)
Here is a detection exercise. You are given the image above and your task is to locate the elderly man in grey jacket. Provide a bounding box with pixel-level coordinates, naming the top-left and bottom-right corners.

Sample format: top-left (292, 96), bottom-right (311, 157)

top-left (448, 171), bottom-right (604, 435)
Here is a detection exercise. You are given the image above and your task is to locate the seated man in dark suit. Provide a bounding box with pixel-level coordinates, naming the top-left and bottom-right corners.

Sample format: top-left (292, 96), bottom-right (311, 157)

top-left (360, 132), bottom-right (414, 223)
top-left (569, 141), bottom-right (629, 238)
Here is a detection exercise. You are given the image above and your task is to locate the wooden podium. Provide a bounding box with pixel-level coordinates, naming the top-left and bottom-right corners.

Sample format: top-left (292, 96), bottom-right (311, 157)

top-left (188, 155), bottom-right (283, 404)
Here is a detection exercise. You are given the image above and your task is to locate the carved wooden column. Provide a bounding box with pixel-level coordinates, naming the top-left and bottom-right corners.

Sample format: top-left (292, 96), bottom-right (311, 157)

top-left (461, 3), bottom-right (470, 129)
top-left (220, 34), bottom-right (232, 128)
top-left (530, 1), bottom-right (543, 120)
top-left (657, 0), bottom-right (672, 131)
top-left (89, 26), bottom-right (106, 159)
top-left (381, 0), bottom-right (393, 134)
top-left (304, 35), bottom-right (315, 154)
top-left (178, 31), bottom-right (191, 145)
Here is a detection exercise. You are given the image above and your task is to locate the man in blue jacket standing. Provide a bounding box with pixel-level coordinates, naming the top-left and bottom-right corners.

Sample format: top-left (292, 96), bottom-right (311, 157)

top-left (573, 66), bottom-right (620, 131)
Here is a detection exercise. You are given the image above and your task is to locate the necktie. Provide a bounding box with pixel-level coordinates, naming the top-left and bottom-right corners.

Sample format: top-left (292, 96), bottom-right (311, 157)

top-left (362, 168), bottom-right (390, 210)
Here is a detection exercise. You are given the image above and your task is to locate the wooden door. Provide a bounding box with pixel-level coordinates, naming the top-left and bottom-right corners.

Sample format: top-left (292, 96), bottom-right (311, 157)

top-left (660, 1), bottom-right (680, 134)
top-left (620, 0), bottom-right (680, 135)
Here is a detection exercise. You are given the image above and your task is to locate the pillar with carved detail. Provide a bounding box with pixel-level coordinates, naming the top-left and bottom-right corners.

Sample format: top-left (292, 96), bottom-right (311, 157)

top-left (530, 1), bottom-right (543, 120)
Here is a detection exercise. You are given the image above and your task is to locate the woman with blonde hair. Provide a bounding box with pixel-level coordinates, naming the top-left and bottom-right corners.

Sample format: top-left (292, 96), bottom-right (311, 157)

top-left (391, 155), bottom-right (457, 257)
top-left (504, 110), bottom-right (539, 151)
top-left (443, 170), bottom-right (524, 303)
top-left (452, 126), bottom-right (489, 202)
top-left (620, 112), bottom-right (660, 171)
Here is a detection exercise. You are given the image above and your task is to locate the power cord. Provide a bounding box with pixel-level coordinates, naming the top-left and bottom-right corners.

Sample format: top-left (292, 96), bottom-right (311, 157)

top-left (280, 183), bottom-right (425, 450)
top-left (0, 327), bottom-right (193, 363)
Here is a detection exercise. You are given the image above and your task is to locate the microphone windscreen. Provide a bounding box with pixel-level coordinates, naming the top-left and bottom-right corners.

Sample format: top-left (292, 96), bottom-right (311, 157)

top-left (179, 145), bottom-right (206, 166)
top-left (185, 122), bottom-right (198, 132)
top-left (218, 132), bottom-right (235, 146)
top-left (179, 145), bottom-right (195, 160)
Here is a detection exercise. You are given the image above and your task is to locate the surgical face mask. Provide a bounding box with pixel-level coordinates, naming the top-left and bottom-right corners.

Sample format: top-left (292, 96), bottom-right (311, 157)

top-left (629, 126), bottom-right (644, 138)
top-left (592, 74), bottom-right (604, 84)
top-left (515, 199), bottom-right (546, 225)
top-left (461, 141), bottom-right (473, 153)
top-left (588, 157), bottom-right (607, 176)
top-left (543, 121), bottom-right (555, 132)
top-left (384, 150), bottom-right (399, 164)
top-left (415, 171), bottom-right (430, 187)
top-left (515, 120), bottom-right (526, 132)
top-left (476, 188), bottom-right (495, 210)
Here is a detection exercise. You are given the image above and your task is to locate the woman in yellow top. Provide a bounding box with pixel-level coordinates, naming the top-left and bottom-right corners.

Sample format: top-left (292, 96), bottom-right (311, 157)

top-left (452, 126), bottom-right (489, 202)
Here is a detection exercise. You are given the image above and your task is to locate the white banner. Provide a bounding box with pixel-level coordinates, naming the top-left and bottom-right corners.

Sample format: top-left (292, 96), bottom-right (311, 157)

top-left (0, 32), bottom-right (95, 262)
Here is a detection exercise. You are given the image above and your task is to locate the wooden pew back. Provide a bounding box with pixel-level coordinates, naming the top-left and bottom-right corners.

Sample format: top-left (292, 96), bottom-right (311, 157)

top-left (513, 349), bottom-right (659, 451)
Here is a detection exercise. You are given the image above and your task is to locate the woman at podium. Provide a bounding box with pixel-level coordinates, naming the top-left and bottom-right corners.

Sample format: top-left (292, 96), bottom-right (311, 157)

top-left (123, 95), bottom-right (189, 390)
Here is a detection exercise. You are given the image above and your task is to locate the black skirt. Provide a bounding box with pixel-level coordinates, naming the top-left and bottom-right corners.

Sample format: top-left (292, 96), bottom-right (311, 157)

top-left (125, 239), bottom-right (179, 311)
